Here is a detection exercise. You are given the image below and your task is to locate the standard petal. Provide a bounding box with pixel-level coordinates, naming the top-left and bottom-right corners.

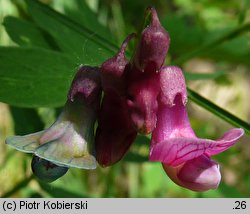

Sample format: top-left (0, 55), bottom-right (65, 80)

top-left (151, 94), bottom-right (195, 145)
top-left (150, 128), bottom-right (244, 166)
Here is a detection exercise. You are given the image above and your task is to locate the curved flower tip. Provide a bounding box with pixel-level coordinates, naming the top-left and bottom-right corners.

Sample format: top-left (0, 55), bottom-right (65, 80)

top-left (133, 7), bottom-right (170, 72)
top-left (101, 33), bottom-right (135, 95)
top-left (159, 66), bottom-right (187, 107)
top-left (31, 155), bottom-right (68, 183)
top-left (163, 155), bottom-right (221, 192)
top-left (6, 66), bottom-right (102, 172)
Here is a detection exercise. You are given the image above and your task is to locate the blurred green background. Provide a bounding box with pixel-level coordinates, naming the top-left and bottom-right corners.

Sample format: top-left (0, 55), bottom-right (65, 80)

top-left (0, 0), bottom-right (250, 197)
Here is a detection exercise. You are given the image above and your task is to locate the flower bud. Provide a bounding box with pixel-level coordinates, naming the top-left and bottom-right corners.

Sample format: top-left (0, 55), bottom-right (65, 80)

top-left (133, 7), bottom-right (170, 72)
top-left (96, 36), bottom-right (137, 167)
top-left (126, 8), bottom-right (170, 134)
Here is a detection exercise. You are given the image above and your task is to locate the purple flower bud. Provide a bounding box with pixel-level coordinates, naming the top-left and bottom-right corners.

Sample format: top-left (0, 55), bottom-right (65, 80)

top-left (96, 36), bottom-right (137, 167)
top-left (126, 8), bottom-right (170, 134)
top-left (133, 7), bottom-right (170, 72)
top-left (6, 66), bottom-right (102, 177)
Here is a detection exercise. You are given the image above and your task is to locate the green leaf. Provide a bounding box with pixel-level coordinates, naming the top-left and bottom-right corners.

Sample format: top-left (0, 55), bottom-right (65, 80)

top-left (163, 15), bottom-right (203, 57)
top-left (163, 15), bottom-right (250, 66)
top-left (25, 0), bottom-right (117, 65)
top-left (173, 23), bottom-right (250, 65)
top-left (1, 1), bottom-right (249, 134)
top-left (0, 47), bottom-right (75, 107)
top-left (3, 16), bottom-right (51, 49)
top-left (187, 88), bottom-right (250, 135)
top-left (184, 70), bottom-right (226, 81)
top-left (205, 35), bottom-right (250, 66)
top-left (58, 0), bottom-right (114, 42)
top-left (10, 107), bottom-right (44, 135)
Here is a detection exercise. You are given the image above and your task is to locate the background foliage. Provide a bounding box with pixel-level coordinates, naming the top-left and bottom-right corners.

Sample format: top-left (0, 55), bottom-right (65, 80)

top-left (0, 0), bottom-right (250, 197)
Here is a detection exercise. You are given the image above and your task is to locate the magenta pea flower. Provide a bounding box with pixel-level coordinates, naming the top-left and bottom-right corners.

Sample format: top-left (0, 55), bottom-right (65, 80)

top-left (6, 66), bottom-right (101, 181)
top-left (149, 66), bottom-right (244, 191)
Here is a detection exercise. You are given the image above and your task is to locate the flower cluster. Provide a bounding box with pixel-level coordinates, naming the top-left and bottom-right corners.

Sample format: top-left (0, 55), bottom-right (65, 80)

top-left (6, 8), bottom-right (244, 191)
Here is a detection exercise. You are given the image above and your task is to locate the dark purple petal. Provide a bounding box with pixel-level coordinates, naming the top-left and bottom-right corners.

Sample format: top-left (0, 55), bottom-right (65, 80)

top-left (96, 35), bottom-right (137, 166)
top-left (95, 90), bottom-right (137, 167)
